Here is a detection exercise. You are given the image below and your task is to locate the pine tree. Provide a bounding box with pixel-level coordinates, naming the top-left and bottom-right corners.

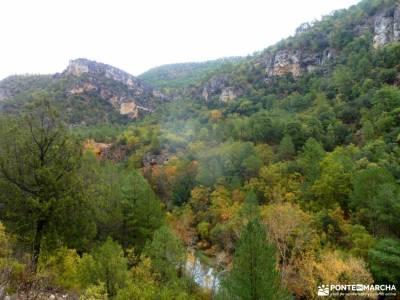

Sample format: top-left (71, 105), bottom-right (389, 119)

top-left (278, 135), bottom-right (295, 160)
top-left (221, 219), bottom-right (290, 300)
top-left (143, 226), bottom-right (185, 283)
top-left (79, 238), bottom-right (128, 297)
top-left (369, 238), bottom-right (400, 285)
top-left (0, 97), bottom-right (95, 260)
top-left (298, 137), bottom-right (325, 184)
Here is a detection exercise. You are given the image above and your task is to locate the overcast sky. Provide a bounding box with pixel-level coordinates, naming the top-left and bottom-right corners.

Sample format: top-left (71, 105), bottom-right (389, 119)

top-left (0, 0), bottom-right (360, 80)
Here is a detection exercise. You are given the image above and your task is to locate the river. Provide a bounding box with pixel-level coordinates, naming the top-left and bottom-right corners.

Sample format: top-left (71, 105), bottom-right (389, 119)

top-left (185, 250), bottom-right (220, 291)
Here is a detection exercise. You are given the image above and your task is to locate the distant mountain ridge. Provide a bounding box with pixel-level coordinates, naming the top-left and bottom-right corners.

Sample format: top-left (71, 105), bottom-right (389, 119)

top-left (0, 58), bottom-right (167, 124)
top-left (1, 0), bottom-right (400, 124)
top-left (138, 57), bottom-right (243, 89)
top-left (186, 0), bottom-right (400, 103)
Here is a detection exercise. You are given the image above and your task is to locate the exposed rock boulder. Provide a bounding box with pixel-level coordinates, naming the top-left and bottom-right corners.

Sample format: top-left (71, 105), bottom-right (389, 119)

top-left (120, 101), bottom-right (139, 118)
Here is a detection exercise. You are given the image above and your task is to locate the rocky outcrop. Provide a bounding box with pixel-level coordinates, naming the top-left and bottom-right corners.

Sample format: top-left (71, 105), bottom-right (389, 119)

top-left (65, 58), bottom-right (165, 119)
top-left (263, 48), bottom-right (333, 79)
top-left (119, 101), bottom-right (152, 119)
top-left (66, 58), bottom-right (143, 89)
top-left (373, 5), bottom-right (400, 48)
top-left (260, 4), bottom-right (400, 79)
top-left (201, 74), bottom-right (242, 102)
top-left (69, 82), bottom-right (97, 94)
top-left (219, 87), bottom-right (237, 102)
top-left (0, 88), bottom-right (9, 101)
top-left (265, 50), bottom-right (301, 77)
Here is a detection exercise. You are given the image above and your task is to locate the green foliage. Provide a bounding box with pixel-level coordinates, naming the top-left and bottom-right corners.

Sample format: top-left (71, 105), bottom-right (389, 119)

top-left (138, 57), bottom-right (243, 90)
top-left (143, 226), bottom-right (185, 284)
top-left (350, 166), bottom-right (400, 236)
top-left (220, 219), bottom-right (290, 300)
top-left (0, 98), bottom-right (96, 258)
top-left (278, 135), bottom-right (296, 161)
top-left (79, 154), bottom-right (164, 251)
top-left (3, 0), bottom-right (400, 297)
top-left (80, 282), bottom-right (108, 300)
top-left (119, 169), bottom-right (164, 250)
top-left (79, 238), bottom-right (128, 297)
top-left (368, 238), bottom-right (400, 284)
top-left (0, 223), bottom-right (25, 291)
top-left (309, 147), bottom-right (356, 210)
top-left (298, 137), bottom-right (325, 184)
top-left (341, 224), bottom-right (375, 259)
top-left (196, 141), bottom-right (261, 186)
top-left (38, 247), bottom-right (82, 291)
top-left (115, 257), bottom-right (194, 300)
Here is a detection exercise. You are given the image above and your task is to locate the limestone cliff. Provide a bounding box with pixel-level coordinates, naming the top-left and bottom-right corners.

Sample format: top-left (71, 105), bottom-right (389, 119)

top-left (260, 4), bottom-right (400, 79)
top-left (64, 58), bottom-right (166, 119)
top-left (262, 48), bottom-right (334, 79)
top-left (201, 74), bottom-right (243, 102)
top-left (373, 5), bottom-right (400, 48)
top-left (194, 3), bottom-right (400, 103)
top-left (66, 58), bottom-right (148, 92)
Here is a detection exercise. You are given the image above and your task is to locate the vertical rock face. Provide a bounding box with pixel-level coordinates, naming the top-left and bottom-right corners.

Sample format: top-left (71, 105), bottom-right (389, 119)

top-left (394, 6), bottom-right (400, 41)
top-left (373, 5), bottom-right (400, 48)
top-left (0, 88), bottom-right (9, 101)
top-left (201, 74), bottom-right (242, 102)
top-left (263, 48), bottom-right (333, 79)
top-left (265, 50), bottom-right (302, 77)
top-left (219, 87), bottom-right (237, 102)
top-left (66, 61), bottom-right (89, 76)
top-left (260, 4), bottom-right (400, 80)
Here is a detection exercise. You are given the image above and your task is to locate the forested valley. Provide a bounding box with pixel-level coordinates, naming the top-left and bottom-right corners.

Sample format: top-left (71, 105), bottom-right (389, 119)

top-left (1, 0), bottom-right (400, 299)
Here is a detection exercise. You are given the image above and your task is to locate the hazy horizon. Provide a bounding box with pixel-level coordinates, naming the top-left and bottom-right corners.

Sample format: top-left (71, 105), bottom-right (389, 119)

top-left (0, 0), bottom-right (360, 80)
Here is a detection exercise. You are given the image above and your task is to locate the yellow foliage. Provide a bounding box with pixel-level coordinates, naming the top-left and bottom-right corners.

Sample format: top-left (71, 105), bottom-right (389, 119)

top-left (314, 251), bottom-right (376, 299)
top-left (38, 247), bottom-right (82, 292)
top-left (257, 163), bottom-right (302, 203)
top-left (231, 189), bottom-right (245, 204)
top-left (168, 206), bottom-right (196, 246)
top-left (0, 222), bottom-right (25, 292)
top-left (210, 109), bottom-right (222, 122)
top-left (80, 282), bottom-right (108, 300)
top-left (211, 186), bottom-right (239, 222)
top-left (0, 222), bottom-right (11, 258)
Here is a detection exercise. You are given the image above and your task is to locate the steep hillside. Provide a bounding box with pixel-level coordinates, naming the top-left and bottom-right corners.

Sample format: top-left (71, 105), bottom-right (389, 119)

top-left (138, 57), bottom-right (243, 90)
top-left (109, 1), bottom-right (400, 296)
top-left (0, 58), bottom-right (166, 125)
top-left (0, 74), bottom-right (54, 101)
top-left (2, 0), bottom-right (400, 299)
top-left (178, 0), bottom-right (400, 103)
